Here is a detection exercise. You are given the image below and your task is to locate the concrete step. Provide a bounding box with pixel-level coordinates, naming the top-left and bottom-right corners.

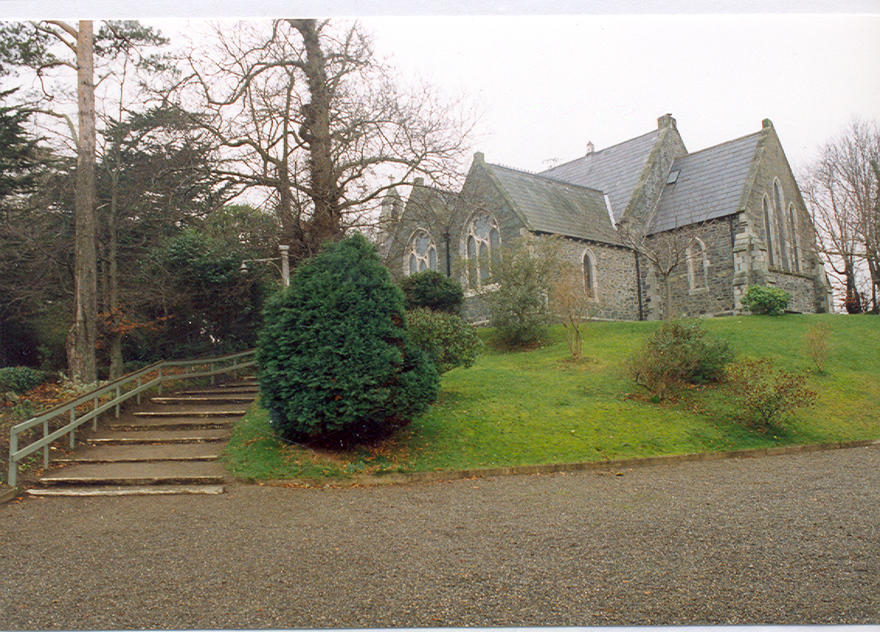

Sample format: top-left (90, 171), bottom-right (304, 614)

top-left (132, 408), bottom-right (246, 418)
top-left (151, 395), bottom-right (256, 405)
top-left (109, 417), bottom-right (234, 431)
top-left (224, 378), bottom-right (257, 387)
top-left (175, 387), bottom-right (258, 395)
top-left (35, 461), bottom-right (227, 487)
top-left (86, 428), bottom-right (231, 445)
top-left (56, 443), bottom-right (222, 464)
top-left (27, 484), bottom-right (225, 497)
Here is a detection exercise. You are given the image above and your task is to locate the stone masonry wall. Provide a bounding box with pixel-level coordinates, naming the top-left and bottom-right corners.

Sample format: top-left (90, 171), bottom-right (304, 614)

top-left (642, 217), bottom-right (736, 319)
top-left (741, 121), bottom-right (829, 313)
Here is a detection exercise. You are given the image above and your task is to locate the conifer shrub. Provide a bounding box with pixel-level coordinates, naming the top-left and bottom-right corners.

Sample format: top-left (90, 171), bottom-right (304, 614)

top-left (406, 308), bottom-right (480, 374)
top-left (741, 285), bottom-right (791, 315)
top-left (629, 321), bottom-right (734, 399)
top-left (400, 270), bottom-right (464, 313)
top-left (256, 234), bottom-right (439, 447)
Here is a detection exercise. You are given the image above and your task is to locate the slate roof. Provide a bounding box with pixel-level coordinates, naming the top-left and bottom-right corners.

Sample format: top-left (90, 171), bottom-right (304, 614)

top-left (485, 163), bottom-right (620, 245)
top-left (539, 130), bottom-right (660, 222)
top-left (649, 131), bottom-right (761, 234)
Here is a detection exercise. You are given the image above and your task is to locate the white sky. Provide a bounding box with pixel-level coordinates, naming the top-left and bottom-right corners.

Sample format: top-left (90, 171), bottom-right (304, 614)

top-left (2, 2), bottom-right (878, 176)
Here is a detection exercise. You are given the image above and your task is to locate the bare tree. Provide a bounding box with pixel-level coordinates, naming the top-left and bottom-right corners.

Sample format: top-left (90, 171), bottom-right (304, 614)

top-left (169, 19), bottom-right (472, 264)
top-left (618, 219), bottom-right (703, 320)
top-left (549, 262), bottom-right (601, 360)
top-left (802, 120), bottom-right (879, 313)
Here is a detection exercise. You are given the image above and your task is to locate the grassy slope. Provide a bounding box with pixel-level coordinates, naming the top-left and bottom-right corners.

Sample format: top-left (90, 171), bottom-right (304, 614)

top-left (224, 314), bottom-right (879, 480)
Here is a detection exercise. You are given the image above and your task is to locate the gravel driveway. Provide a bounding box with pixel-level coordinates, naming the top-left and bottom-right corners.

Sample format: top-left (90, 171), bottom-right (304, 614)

top-left (0, 445), bottom-right (877, 628)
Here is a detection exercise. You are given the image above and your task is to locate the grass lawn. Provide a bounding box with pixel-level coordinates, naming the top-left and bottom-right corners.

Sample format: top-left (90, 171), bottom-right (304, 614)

top-left (223, 314), bottom-right (880, 481)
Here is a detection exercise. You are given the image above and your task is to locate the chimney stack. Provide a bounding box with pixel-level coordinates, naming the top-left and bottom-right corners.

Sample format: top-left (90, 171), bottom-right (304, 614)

top-left (657, 113), bottom-right (676, 130)
top-left (585, 141), bottom-right (594, 156)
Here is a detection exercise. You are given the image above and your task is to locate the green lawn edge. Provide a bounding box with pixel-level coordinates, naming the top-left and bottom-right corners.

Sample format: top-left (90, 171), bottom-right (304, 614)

top-left (223, 314), bottom-right (880, 482)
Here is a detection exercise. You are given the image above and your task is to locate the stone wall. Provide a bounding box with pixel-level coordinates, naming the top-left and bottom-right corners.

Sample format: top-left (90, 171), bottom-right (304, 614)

top-left (555, 237), bottom-right (640, 321)
top-left (642, 217), bottom-right (736, 319)
top-left (766, 270), bottom-right (822, 313)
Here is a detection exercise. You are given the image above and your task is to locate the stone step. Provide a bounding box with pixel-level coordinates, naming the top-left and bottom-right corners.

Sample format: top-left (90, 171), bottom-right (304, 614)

top-left (132, 408), bottom-right (246, 418)
top-left (86, 428), bottom-right (231, 445)
top-left (224, 378), bottom-right (257, 387)
top-left (35, 461), bottom-right (226, 487)
top-left (175, 387), bottom-right (258, 395)
top-left (151, 395), bottom-right (256, 405)
top-left (27, 485), bottom-right (225, 497)
top-left (109, 417), bottom-right (234, 431)
top-left (56, 443), bottom-right (222, 464)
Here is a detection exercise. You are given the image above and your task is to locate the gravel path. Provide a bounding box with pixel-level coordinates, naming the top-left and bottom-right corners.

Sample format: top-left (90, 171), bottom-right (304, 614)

top-left (0, 445), bottom-right (877, 629)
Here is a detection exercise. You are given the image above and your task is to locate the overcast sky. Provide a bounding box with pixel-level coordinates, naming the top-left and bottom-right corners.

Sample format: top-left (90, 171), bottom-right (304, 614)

top-left (2, 2), bottom-right (878, 177)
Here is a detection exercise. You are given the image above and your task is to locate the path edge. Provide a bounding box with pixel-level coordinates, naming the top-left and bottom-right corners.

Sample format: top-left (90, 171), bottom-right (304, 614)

top-left (255, 438), bottom-right (880, 489)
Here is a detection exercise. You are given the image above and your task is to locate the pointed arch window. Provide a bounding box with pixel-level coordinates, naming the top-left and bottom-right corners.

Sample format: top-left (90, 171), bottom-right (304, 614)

top-left (687, 238), bottom-right (709, 292)
top-left (582, 249), bottom-right (597, 298)
top-left (789, 203), bottom-right (800, 272)
top-left (406, 229), bottom-right (437, 276)
top-left (464, 211), bottom-right (500, 289)
top-left (763, 195), bottom-right (776, 268)
top-left (773, 180), bottom-right (790, 270)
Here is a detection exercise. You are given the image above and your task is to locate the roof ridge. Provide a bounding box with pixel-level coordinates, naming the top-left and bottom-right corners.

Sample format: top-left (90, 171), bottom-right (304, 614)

top-left (540, 128), bottom-right (659, 173)
top-left (675, 129), bottom-right (762, 162)
top-left (487, 161), bottom-right (607, 196)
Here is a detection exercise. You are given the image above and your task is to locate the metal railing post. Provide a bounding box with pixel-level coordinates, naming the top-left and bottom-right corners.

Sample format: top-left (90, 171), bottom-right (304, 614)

top-left (8, 431), bottom-right (17, 487)
top-left (70, 409), bottom-right (76, 449)
top-left (115, 385), bottom-right (121, 418)
top-left (210, 362), bottom-right (216, 385)
top-left (43, 420), bottom-right (49, 469)
top-left (93, 395), bottom-right (99, 431)
top-left (158, 365), bottom-right (163, 394)
top-left (136, 376), bottom-right (142, 404)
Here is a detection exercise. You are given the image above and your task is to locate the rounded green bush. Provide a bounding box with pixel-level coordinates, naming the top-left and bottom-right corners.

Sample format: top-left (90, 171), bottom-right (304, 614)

top-left (400, 270), bottom-right (464, 313)
top-left (741, 285), bottom-right (791, 315)
top-left (0, 366), bottom-right (48, 394)
top-left (256, 234), bottom-right (439, 447)
top-left (406, 308), bottom-right (481, 374)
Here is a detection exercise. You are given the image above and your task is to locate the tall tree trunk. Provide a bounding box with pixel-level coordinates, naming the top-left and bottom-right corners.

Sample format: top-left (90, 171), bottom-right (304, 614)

top-left (67, 20), bottom-right (98, 383)
top-left (291, 19), bottom-right (342, 250)
top-left (662, 274), bottom-right (674, 320)
top-left (108, 177), bottom-right (124, 378)
top-left (843, 258), bottom-right (862, 314)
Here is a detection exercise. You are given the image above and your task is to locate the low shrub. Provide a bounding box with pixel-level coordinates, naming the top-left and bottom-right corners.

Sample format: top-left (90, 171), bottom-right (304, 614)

top-left (741, 285), bottom-right (791, 315)
top-left (0, 366), bottom-right (48, 394)
top-left (805, 323), bottom-right (831, 373)
top-left (400, 270), bottom-right (464, 313)
top-left (406, 308), bottom-right (481, 374)
top-left (727, 358), bottom-right (816, 430)
top-left (629, 321), bottom-right (734, 399)
top-left (257, 234), bottom-right (439, 448)
top-left (483, 236), bottom-right (561, 348)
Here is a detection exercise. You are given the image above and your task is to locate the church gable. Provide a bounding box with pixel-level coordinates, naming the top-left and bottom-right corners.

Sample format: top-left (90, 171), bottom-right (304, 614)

top-left (540, 129), bottom-right (660, 222)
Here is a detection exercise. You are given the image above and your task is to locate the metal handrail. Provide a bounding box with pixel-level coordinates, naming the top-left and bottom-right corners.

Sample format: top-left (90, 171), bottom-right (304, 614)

top-left (7, 348), bottom-right (257, 487)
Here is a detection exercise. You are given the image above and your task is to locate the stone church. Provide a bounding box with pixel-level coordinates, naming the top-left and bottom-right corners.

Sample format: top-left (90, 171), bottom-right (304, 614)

top-left (379, 114), bottom-right (832, 321)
